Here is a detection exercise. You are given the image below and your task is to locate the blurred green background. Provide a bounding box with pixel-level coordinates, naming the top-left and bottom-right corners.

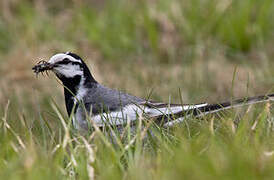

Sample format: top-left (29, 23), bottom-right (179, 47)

top-left (0, 0), bottom-right (273, 105)
top-left (0, 0), bottom-right (274, 179)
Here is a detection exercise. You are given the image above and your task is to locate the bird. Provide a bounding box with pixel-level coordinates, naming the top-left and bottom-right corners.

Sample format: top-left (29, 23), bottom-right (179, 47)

top-left (32, 52), bottom-right (274, 131)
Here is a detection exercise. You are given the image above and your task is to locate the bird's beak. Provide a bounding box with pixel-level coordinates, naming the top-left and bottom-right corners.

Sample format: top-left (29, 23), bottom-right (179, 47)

top-left (32, 60), bottom-right (54, 76)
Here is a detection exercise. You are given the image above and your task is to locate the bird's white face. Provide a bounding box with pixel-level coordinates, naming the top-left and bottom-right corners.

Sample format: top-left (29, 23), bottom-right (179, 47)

top-left (33, 52), bottom-right (96, 84)
top-left (48, 53), bottom-right (84, 78)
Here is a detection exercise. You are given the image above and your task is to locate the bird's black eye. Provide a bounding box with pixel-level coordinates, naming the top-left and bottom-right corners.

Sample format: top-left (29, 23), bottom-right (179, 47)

top-left (56, 58), bottom-right (71, 65)
top-left (62, 58), bottom-right (71, 63)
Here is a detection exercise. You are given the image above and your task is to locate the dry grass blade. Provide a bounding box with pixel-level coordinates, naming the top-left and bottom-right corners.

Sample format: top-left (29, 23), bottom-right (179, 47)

top-left (251, 102), bottom-right (270, 131)
top-left (81, 136), bottom-right (95, 180)
top-left (51, 102), bottom-right (70, 149)
top-left (2, 100), bottom-right (10, 133)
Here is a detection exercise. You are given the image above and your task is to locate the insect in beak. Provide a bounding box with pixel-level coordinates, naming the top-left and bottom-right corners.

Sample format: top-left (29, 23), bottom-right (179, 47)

top-left (32, 60), bottom-right (54, 77)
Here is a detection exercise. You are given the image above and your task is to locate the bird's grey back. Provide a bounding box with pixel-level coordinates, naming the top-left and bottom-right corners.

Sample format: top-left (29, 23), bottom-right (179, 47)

top-left (83, 83), bottom-right (144, 115)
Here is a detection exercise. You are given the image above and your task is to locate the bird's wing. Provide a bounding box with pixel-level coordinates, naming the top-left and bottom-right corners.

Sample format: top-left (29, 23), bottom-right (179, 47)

top-left (141, 101), bottom-right (208, 117)
top-left (87, 99), bottom-right (208, 127)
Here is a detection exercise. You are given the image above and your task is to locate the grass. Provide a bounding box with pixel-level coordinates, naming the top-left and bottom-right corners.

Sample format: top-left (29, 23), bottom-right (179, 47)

top-left (1, 99), bottom-right (274, 180)
top-left (0, 0), bottom-right (274, 179)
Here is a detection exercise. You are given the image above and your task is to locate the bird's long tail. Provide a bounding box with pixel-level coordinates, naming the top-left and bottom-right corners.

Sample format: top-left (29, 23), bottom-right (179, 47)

top-left (163, 94), bottom-right (274, 127)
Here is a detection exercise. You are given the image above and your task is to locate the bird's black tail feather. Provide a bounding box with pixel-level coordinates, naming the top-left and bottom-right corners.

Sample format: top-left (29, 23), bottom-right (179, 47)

top-left (163, 94), bottom-right (274, 127)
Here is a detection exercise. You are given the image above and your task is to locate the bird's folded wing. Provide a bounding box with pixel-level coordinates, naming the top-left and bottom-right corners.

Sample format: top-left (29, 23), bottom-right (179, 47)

top-left (90, 101), bottom-right (208, 126)
top-left (141, 101), bottom-right (208, 116)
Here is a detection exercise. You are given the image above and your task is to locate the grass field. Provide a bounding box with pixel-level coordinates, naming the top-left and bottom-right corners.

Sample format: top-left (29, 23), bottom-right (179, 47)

top-left (0, 0), bottom-right (274, 179)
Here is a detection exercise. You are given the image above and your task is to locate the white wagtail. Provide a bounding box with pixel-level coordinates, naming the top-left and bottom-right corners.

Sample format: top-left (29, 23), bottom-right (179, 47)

top-left (32, 52), bottom-right (274, 131)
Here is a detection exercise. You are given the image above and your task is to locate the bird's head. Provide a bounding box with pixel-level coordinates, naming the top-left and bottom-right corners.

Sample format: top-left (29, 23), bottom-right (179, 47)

top-left (32, 52), bottom-right (96, 83)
